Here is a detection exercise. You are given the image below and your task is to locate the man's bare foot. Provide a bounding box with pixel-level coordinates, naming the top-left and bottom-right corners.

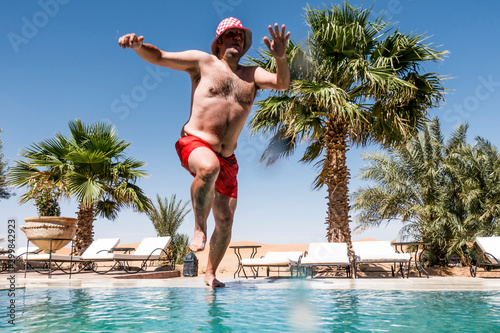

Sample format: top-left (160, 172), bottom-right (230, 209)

top-left (189, 230), bottom-right (206, 251)
top-left (204, 273), bottom-right (225, 288)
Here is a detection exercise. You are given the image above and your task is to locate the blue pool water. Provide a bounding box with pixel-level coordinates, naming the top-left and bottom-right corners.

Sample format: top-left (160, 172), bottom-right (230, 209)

top-left (1, 286), bottom-right (499, 332)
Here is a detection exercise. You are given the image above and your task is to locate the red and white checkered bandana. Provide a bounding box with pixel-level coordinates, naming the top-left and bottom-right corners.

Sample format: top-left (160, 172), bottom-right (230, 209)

top-left (211, 17), bottom-right (252, 56)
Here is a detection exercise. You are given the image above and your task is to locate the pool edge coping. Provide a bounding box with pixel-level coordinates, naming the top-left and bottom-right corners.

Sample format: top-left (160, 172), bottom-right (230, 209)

top-left (4, 276), bottom-right (500, 291)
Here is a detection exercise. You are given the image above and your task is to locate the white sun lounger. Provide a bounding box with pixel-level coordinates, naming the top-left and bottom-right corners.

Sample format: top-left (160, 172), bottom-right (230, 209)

top-left (352, 241), bottom-right (411, 278)
top-left (0, 246), bottom-right (41, 259)
top-left (23, 238), bottom-right (120, 276)
top-left (241, 251), bottom-right (303, 278)
top-left (0, 246), bottom-right (41, 271)
top-left (470, 236), bottom-right (500, 277)
top-left (83, 236), bottom-right (171, 273)
top-left (23, 238), bottom-right (120, 262)
top-left (299, 242), bottom-right (351, 278)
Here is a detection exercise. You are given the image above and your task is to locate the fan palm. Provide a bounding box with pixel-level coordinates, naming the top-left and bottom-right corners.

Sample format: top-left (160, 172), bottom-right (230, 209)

top-left (247, 2), bottom-right (446, 254)
top-left (8, 119), bottom-right (153, 254)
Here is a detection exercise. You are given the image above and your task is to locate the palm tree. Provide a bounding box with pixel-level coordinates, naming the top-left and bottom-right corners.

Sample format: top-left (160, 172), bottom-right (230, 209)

top-left (147, 194), bottom-right (191, 264)
top-left (352, 118), bottom-right (500, 264)
top-left (352, 118), bottom-right (448, 260)
top-left (8, 119), bottom-right (153, 254)
top-left (445, 136), bottom-right (500, 238)
top-left (247, 2), bottom-right (446, 254)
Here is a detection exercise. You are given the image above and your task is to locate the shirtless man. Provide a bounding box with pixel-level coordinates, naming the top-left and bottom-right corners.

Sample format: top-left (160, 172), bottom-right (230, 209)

top-left (118, 17), bottom-right (290, 287)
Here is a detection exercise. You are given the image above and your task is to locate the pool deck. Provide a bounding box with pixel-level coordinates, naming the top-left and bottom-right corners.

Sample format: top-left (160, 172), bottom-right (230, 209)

top-left (4, 271), bottom-right (500, 291)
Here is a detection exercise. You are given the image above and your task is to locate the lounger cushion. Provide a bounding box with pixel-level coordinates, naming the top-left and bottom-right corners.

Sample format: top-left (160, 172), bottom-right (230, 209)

top-left (133, 236), bottom-right (171, 256)
top-left (23, 253), bottom-right (83, 261)
top-left (24, 238), bottom-right (121, 261)
top-left (476, 237), bottom-right (500, 259)
top-left (0, 246), bottom-right (41, 260)
top-left (353, 241), bottom-right (411, 262)
top-left (355, 253), bottom-right (410, 261)
top-left (300, 257), bottom-right (350, 265)
top-left (85, 253), bottom-right (161, 261)
top-left (300, 242), bottom-right (350, 265)
top-left (242, 251), bottom-right (303, 266)
top-left (83, 238), bottom-right (120, 256)
top-left (82, 237), bottom-right (171, 261)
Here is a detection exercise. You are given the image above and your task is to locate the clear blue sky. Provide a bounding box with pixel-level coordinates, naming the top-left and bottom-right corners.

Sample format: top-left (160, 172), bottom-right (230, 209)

top-left (1, 0), bottom-right (500, 247)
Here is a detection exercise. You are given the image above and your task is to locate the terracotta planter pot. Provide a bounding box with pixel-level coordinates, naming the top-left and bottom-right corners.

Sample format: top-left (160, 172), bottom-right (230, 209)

top-left (21, 216), bottom-right (78, 253)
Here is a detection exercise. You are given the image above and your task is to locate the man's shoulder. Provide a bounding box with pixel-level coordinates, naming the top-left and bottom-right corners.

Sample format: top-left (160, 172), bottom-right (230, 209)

top-left (237, 64), bottom-right (259, 73)
top-left (192, 51), bottom-right (219, 65)
top-left (183, 49), bottom-right (212, 59)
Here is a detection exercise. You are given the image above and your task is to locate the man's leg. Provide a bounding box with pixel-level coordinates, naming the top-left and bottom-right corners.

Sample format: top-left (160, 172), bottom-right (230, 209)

top-left (187, 147), bottom-right (221, 252)
top-left (205, 191), bottom-right (237, 287)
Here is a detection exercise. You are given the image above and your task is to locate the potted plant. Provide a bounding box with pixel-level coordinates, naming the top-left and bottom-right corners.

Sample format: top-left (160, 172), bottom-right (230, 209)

top-left (20, 179), bottom-right (77, 253)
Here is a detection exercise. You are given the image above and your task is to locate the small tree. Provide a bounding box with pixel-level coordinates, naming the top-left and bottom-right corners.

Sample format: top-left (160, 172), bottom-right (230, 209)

top-left (147, 194), bottom-right (191, 264)
top-left (0, 129), bottom-right (13, 201)
top-left (172, 234), bottom-right (190, 265)
top-left (29, 177), bottom-right (64, 216)
top-left (352, 118), bottom-right (500, 265)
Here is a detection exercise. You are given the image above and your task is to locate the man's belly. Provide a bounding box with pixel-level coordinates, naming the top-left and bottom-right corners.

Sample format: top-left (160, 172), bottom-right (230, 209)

top-left (182, 102), bottom-right (249, 157)
top-left (181, 124), bottom-right (238, 158)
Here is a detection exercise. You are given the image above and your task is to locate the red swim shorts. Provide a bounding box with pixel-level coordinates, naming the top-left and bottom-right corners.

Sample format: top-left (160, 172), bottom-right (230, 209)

top-left (175, 135), bottom-right (239, 198)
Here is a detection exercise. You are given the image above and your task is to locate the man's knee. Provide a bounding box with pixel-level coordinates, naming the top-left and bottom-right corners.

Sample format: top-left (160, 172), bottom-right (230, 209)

top-left (196, 160), bottom-right (220, 181)
top-left (215, 214), bottom-right (234, 232)
top-left (189, 148), bottom-right (220, 181)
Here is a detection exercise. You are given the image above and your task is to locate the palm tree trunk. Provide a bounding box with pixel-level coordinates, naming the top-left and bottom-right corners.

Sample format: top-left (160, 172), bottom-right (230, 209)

top-left (74, 203), bottom-right (96, 255)
top-left (324, 118), bottom-right (353, 256)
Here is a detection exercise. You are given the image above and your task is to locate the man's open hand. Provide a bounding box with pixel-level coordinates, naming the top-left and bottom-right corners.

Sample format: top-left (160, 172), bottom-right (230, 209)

top-left (118, 33), bottom-right (144, 50)
top-left (263, 23), bottom-right (290, 60)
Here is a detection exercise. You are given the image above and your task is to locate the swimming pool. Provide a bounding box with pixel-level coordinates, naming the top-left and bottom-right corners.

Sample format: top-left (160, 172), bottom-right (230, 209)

top-left (2, 286), bottom-right (499, 332)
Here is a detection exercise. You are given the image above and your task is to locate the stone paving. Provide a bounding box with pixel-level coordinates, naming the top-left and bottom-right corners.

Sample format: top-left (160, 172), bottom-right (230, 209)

top-left (3, 270), bottom-right (500, 291)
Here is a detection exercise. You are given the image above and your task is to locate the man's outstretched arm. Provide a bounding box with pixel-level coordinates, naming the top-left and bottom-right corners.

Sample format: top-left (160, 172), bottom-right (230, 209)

top-left (254, 23), bottom-right (291, 91)
top-left (118, 33), bottom-right (207, 73)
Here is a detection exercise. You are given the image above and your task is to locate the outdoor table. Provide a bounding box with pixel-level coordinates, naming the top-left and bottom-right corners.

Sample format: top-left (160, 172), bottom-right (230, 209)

top-left (391, 241), bottom-right (431, 278)
top-left (229, 245), bottom-right (261, 278)
top-left (111, 247), bottom-right (135, 254)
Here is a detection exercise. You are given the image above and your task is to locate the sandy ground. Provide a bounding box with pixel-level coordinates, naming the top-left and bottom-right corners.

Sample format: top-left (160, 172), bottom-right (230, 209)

top-left (194, 240), bottom-right (311, 278)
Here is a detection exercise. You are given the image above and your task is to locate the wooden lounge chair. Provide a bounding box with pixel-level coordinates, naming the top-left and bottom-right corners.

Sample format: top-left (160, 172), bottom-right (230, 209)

top-left (299, 242), bottom-right (351, 278)
top-left (352, 241), bottom-right (411, 278)
top-left (470, 236), bottom-right (500, 277)
top-left (241, 251), bottom-right (303, 278)
top-left (83, 236), bottom-right (172, 273)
